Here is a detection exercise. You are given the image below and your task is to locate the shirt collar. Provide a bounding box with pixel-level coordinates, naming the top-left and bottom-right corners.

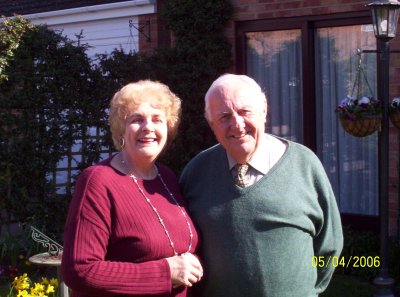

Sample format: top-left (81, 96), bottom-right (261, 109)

top-left (227, 133), bottom-right (270, 174)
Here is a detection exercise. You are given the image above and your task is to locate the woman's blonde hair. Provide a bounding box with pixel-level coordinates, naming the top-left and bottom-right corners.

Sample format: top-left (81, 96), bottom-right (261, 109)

top-left (109, 80), bottom-right (181, 151)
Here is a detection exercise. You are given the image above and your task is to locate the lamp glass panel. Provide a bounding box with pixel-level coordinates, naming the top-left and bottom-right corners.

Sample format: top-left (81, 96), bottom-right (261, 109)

top-left (388, 8), bottom-right (400, 37)
top-left (377, 6), bottom-right (390, 36)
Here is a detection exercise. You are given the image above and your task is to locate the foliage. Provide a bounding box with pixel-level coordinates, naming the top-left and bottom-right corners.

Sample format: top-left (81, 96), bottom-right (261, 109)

top-left (158, 0), bottom-right (233, 172)
top-left (335, 95), bottom-right (382, 121)
top-left (0, 17), bottom-right (108, 240)
top-left (0, 16), bottom-right (33, 82)
top-left (6, 273), bottom-right (58, 297)
top-left (321, 274), bottom-right (374, 297)
top-left (337, 226), bottom-right (380, 279)
top-left (0, 225), bottom-right (43, 286)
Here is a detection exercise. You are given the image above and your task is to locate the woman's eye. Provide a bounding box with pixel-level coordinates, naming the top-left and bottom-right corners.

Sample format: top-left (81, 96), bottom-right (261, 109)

top-left (130, 118), bottom-right (142, 123)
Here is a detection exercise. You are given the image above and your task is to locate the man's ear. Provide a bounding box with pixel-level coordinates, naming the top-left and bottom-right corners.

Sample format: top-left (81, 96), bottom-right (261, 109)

top-left (263, 102), bottom-right (268, 123)
top-left (204, 112), bottom-right (213, 128)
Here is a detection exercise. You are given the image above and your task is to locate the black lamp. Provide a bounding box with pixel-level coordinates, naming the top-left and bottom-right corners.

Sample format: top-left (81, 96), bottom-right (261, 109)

top-left (368, 0), bottom-right (400, 41)
top-left (367, 0), bottom-right (400, 296)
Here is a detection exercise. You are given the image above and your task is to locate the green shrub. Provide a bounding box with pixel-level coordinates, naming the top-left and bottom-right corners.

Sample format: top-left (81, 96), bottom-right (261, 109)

top-left (0, 17), bottom-right (108, 240)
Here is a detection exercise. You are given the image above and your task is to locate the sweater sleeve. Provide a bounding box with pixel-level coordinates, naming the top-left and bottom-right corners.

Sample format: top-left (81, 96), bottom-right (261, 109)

top-left (311, 157), bottom-right (343, 295)
top-left (61, 166), bottom-right (173, 296)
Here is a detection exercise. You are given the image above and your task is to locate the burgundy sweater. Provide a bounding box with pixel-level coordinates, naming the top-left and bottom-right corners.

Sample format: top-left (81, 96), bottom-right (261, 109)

top-left (61, 158), bottom-right (199, 297)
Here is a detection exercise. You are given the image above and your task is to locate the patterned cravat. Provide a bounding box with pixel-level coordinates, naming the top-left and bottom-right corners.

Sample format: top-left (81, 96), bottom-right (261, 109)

top-left (235, 163), bottom-right (249, 187)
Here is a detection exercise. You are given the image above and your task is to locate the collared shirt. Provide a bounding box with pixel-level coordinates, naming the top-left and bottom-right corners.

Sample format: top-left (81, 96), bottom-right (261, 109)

top-left (227, 133), bottom-right (287, 186)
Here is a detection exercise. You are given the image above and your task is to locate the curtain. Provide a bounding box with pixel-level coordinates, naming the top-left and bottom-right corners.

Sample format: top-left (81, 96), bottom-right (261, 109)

top-left (315, 25), bottom-right (378, 215)
top-left (246, 30), bottom-right (303, 142)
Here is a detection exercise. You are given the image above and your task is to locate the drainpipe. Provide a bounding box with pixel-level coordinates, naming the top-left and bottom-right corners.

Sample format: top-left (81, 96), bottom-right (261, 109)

top-left (398, 133), bottom-right (400, 241)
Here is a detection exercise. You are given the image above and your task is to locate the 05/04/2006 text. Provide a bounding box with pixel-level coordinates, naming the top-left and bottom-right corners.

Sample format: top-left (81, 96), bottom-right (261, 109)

top-left (311, 255), bottom-right (380, 268)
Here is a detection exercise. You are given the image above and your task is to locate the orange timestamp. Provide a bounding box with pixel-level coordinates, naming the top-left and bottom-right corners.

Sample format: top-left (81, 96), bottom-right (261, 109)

top-left (311, 255), bottom-right (380, 268)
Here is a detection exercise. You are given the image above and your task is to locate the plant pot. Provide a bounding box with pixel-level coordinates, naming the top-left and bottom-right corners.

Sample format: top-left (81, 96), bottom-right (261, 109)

top-left (339, 115), bottom-right (381, 137)
top-left (389, 111), bottom-right (400, 129)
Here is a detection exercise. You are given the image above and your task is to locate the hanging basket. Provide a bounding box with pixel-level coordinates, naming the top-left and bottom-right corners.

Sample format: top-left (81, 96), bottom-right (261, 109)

top-left (336, 49), bottom-right (382, 137)
top-left (390, 111), bottom-right (400, 129)
top-left (339, 115), bottom-right (381, 137)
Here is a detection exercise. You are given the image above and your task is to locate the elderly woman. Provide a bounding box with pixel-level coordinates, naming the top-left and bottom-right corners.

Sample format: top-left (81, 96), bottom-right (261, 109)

top-left (62, 80), bottom-right (203, 297)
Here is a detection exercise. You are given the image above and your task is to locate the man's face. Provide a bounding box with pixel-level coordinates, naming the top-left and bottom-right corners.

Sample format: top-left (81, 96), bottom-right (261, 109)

top-left (208, 83), bottom-right (267, 164)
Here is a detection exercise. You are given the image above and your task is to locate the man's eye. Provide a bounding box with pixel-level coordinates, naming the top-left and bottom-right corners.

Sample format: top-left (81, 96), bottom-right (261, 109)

top-left (219, 114), bottom-right (231, 121)
top-left (239, 110), bottom-right (253, 117)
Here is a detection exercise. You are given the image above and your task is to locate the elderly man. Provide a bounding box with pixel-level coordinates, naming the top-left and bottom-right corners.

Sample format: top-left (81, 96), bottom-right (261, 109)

top-left (179, 74), bottom-right (343, 297)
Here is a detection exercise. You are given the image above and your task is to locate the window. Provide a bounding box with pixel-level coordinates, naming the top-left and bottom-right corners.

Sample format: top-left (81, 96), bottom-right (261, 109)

top-left (237, 12), bottom-right (378, 216)
top-left (246, 29), bottom-right (303, 142)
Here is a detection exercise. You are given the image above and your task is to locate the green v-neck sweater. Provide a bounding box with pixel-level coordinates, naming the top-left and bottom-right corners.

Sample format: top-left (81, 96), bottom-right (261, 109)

top-left (180, 139), bottom-right (343, 297)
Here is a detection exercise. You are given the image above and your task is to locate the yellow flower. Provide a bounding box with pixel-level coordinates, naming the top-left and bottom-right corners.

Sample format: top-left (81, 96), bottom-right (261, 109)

top-left (41, 277), bottom-right (49, 285)
top-left (49, 278), bottom-right (58, 288)
top-left (45, 284), bottom-right (55, 294)
top-left (12, 273), bottom-right (30, 290)
top-left (30, 282), bottom-right (45, 296)
top-left (16, 290), bottom-right (29, 297)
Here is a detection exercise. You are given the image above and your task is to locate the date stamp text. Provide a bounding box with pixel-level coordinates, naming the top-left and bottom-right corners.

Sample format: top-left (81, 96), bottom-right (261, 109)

top-left (312, 256), bottom-right (380, 268)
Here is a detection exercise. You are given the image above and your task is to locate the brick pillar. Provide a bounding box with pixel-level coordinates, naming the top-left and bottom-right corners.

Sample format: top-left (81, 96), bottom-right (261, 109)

top-left (389, 28), bottom-right (400, 237)
top-left (138, 0), bottom-right (172, 54)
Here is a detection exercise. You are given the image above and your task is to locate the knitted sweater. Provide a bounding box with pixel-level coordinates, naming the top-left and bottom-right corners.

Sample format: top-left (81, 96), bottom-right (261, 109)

top-left (180, 139), bottom-right (343, 297)
top-left (62, 157), bottom-right (199, 297)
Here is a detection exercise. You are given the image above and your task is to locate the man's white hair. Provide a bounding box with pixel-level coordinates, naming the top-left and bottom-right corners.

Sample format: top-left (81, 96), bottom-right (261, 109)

top-left (204, 74), bottom-right (267, 121)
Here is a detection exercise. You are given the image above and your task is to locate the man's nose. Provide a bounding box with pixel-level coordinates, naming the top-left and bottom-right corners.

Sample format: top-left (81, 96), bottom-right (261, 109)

top-left (231, 113), bottom-right (245, 129)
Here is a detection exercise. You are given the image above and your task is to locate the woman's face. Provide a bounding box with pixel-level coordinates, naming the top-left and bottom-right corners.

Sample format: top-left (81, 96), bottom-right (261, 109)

top-left (123, 101), bottom-right (168, 164)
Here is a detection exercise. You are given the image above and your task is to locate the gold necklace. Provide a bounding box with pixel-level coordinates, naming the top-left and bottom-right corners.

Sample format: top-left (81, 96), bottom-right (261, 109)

top-left (122, 159), bottom-right (193, 256)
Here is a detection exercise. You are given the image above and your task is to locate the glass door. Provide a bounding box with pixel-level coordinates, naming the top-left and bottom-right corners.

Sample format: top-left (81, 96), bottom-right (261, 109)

top-left (315, 25), bottom-right (378, 215)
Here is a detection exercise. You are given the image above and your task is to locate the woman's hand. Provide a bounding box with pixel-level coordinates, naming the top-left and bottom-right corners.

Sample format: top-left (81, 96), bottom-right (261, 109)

top-left (166, 253), bottom-right (203, 288)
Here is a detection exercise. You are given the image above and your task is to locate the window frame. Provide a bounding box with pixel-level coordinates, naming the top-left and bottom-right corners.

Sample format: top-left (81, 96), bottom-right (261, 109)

top-left (235, 11), bottom-right (372, 151)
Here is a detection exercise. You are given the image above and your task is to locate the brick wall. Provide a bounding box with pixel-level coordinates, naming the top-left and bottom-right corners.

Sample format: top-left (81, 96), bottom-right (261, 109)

top-left (225, 0), bottom-right (369, 57)
top-left (138, 0), bottom-right (172, 53)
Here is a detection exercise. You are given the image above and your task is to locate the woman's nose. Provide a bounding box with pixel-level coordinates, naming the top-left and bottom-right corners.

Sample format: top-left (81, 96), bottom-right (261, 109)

top-left (142, 119), bottom-right (154, 131)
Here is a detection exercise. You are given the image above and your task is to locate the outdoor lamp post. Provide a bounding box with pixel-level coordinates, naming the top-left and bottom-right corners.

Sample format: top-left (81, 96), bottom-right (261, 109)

top-left (367, 0), bottom-right (400, 296)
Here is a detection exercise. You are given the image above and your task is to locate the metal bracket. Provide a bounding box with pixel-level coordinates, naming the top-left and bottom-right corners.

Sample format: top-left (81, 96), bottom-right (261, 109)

top-left (30, 226), bottom-right (63, 257)
top-left (129, 19), bottom-right (151, 42)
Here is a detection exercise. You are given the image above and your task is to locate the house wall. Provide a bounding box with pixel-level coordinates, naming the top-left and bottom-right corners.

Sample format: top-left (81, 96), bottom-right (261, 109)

top-left (1, 1), bottom-right (157, 57)
top-left (2, 0), bottom-right (399, 236)
top-left (144, 0), bottom-right (400, 237)
top-left (228, 0), bottom-right (400, 237)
